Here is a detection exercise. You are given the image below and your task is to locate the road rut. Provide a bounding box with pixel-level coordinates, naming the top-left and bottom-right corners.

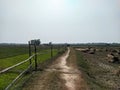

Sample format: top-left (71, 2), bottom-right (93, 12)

top-left (23, 48), bottom-right (88, 90)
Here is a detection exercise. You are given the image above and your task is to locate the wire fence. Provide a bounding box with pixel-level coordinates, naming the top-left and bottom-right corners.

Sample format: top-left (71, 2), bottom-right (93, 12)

top-left (0, 43), bottom-right (67, 90)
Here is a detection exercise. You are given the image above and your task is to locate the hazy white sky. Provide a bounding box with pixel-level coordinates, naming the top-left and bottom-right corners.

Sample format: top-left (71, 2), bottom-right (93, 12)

top-left (0, 0), bottom-right (120, 43)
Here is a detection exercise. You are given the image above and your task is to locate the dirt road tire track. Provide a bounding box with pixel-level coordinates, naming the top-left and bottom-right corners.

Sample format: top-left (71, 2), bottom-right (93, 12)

top-left (23, 47), bottom-right (88, 90)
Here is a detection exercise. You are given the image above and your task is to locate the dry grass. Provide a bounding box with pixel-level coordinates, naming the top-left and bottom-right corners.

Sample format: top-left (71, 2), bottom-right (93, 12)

top-left (76, 46), bottom-right (120, 90)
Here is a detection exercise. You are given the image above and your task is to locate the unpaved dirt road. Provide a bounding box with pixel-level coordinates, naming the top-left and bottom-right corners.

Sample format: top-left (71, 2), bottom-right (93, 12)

top-left (23, 48), bottom-right (88, 90)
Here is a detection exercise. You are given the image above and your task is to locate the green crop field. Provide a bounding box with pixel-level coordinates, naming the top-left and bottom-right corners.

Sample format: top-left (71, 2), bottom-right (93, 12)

top-left (0, 45), bottom-right (28, 59)
top-left (0, 44), bottom-right (63, 90)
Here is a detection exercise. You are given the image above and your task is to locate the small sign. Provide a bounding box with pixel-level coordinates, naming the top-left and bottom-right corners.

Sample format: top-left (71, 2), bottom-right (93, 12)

top-left (30, 39), bottom-right (41, 45)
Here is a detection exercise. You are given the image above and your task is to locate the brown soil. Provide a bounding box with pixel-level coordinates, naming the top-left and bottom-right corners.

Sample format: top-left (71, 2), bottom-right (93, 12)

top-left (23, 48), bottom-right (88, 90)
top-left (76, 47), bottom-right (120, 89)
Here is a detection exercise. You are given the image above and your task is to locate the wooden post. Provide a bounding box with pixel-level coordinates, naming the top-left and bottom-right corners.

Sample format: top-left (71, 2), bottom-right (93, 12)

top-left (28, 41), bottom-right (32, 65)
top-left (51, 44), bottom-right (53, 59)
top-left (34, 44), bottom-right (37, 70)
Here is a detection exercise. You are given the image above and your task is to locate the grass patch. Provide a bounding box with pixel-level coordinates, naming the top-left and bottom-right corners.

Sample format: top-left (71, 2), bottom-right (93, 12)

top-left (0, 73), bottom-right (18, 90)
top-left (76, 50), bottom-right (107, 90)
top-left (0, 54), bottom-right (29, 70)
top-left (0, 47), bottom-right (61, 90)
top-left (76, 52), bottom-right (89, 70)
top-left (0, 45), bottom-right (28, 59)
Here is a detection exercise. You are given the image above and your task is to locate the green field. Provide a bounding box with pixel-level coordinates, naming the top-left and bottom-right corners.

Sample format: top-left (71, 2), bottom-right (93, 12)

top-left (0, 45), bottom-right (28, 59)
top-left (0, 44), bottom-right (63, 90)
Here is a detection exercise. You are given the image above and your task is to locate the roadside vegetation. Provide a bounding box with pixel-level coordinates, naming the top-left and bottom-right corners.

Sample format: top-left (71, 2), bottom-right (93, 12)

top-left (75, 46), bottom-right (120, 90)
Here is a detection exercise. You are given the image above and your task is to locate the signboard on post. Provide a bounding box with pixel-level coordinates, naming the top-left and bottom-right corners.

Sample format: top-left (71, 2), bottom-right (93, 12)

top-left (28, 39), bottom-right (41, 70)
top-left (30, 39), bottom-right (41, 45)
top-left (49, 42), bottom-right (53, 58)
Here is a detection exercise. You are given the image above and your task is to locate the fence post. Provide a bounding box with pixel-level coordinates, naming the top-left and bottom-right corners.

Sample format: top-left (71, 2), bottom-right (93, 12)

top-left (51, 43), bottom-right (53, 59)
top-left (34, 44), bottom-right (37, 70)
top-left (28, 41), bottom-right (32, 65)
